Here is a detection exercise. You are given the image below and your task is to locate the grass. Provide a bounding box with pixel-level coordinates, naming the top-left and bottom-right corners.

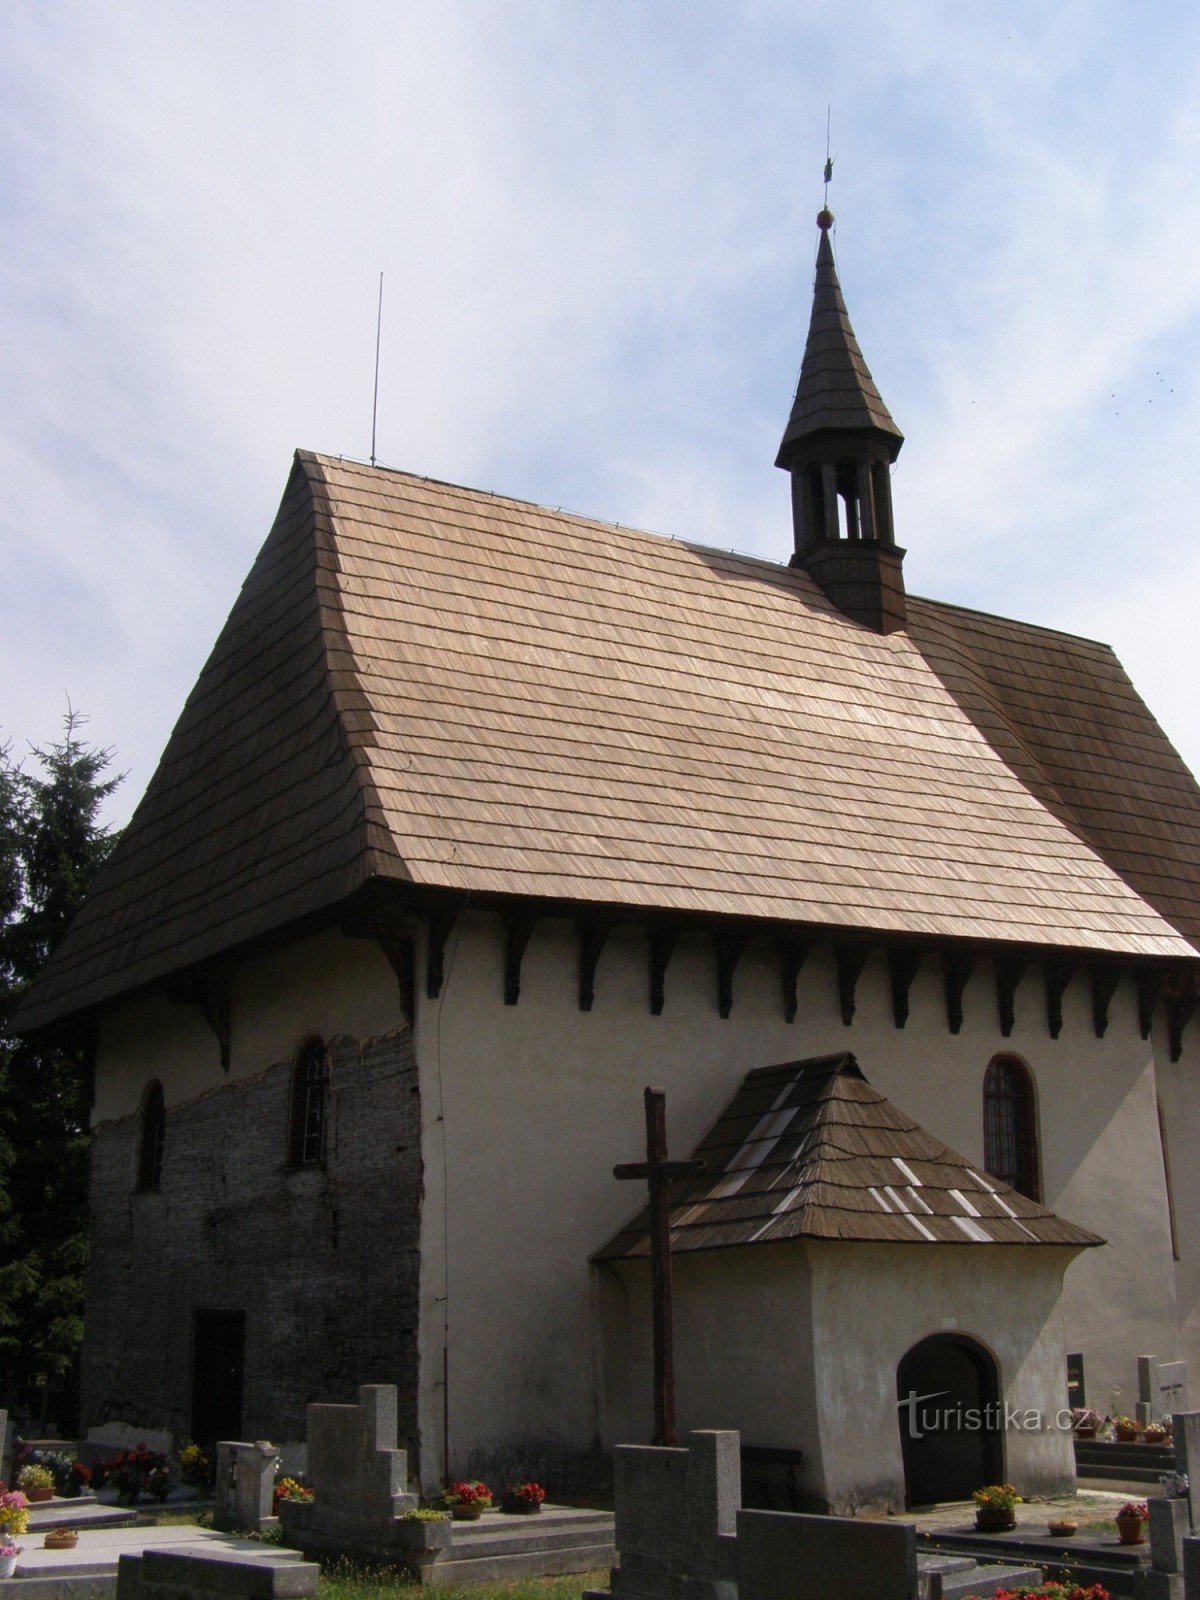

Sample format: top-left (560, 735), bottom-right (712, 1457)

top-left (319, 1564), bottom-right (608, 1600)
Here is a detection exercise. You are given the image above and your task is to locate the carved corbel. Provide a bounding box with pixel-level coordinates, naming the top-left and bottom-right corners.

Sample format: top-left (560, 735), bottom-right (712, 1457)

top-left (1089, 965), bottom-right (1121, 1040)
top-left (715, 933), bottom-right (745, 1020)
top-left (577, 921), bottom-right (611, 1012)
top-left (1043, 962), bottom-right (1074, 1040)
top-left (426, 912), bottom-right (458, 999)
top-left (1137, 969), bottom-right (1168, 1041)
top-left (503, 915), bottom-right (537, 1006)
top-left (169, 975), bottom-right (231, 1072)
top-left (889, 948), bottom-right (923, 1030)
top-left (942, 954), bottom-right (974, 1036)
top-left (649, 928), bottom-right (678, 1016)
top-left (776, 939), bottom-right (812, 1024)
top-left (835, 945), bottom-right (871, 1027)
top-left (995, 958), bottom-right (1026, 1039)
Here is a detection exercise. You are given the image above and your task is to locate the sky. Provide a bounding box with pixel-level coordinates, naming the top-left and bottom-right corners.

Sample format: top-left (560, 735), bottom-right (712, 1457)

top-left (4, 0), bottom-right (1200, 826)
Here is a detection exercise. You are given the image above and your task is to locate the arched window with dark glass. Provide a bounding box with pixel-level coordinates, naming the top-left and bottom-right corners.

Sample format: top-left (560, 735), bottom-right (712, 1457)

top-left (288, 1038), bottom-right (329, 1167)
top-left (137, 1080), bottom-right (166, 1191)
top-left (983, 1056), bottom-right (1040, 1201)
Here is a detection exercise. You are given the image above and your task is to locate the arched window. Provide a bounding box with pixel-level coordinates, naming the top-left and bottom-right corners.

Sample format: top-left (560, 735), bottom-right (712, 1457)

top-left (288, 1038), bottom-right (329, 1167)
top-left (983, 1056), bottom-right (1040, 1201)
top-left (137, 1080), bottom-right (166, 1191)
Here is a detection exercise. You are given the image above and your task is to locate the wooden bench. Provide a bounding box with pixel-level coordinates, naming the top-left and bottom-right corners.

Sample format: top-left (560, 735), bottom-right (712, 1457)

top-left (740, 1444), bottom-right (804, 1511)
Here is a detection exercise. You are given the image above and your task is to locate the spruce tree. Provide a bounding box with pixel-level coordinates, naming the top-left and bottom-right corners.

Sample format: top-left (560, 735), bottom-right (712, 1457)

top-left (0, 713), bottom-right (121, 1405)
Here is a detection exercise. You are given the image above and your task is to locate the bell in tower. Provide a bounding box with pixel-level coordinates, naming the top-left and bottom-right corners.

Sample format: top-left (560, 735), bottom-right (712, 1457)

top-left (776, 209), bottom-right (906, 634)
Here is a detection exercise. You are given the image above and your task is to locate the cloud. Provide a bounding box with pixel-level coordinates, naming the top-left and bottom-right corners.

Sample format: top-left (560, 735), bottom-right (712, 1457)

top-left (3, 0), bottom-right (1200, 815)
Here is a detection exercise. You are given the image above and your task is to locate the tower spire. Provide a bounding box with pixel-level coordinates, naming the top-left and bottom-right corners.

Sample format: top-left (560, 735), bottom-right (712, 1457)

top-left (776, 210), bottom-right (907, 634)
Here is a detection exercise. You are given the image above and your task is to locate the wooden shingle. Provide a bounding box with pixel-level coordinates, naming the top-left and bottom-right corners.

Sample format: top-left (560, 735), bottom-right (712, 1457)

top-left (13, 451), bottom-right (1199, 1034)
top-left (593, 1054), bottom-right (1104, 1258)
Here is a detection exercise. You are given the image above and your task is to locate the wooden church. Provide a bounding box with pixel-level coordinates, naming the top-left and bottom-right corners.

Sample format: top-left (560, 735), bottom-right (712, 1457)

top-left (16, 208), bottom-right (1200, 1512)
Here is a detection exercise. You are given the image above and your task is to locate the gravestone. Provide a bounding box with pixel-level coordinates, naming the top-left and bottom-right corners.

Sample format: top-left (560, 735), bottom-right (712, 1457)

top-left (1162, 1364), bottom-right (1190, 1414)
top-left (215, 1441), bottom-right (279, 1534)
top-left (1181, 1534), bottom-right (1200, 1600)
top-left (275, 1385), bottom-right (419, 1564)
top-left (738, 1509), bottom-right (918, 1600)
top-left (602, 1430), bottom-right (740, 1600)
top-left (1141, 1360), bottom-right (1190, 1424)
top-left (1176, 1413), bottom-right (1200, 1533)
top-left (117, 1548), bottom-right (316, 1600)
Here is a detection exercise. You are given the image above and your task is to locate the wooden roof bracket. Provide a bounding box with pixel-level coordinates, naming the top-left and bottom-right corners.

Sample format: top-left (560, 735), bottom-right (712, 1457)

top-left (889, 947), bottom-right (924, 1029)
top-left (577, 920), bottom-right (611, 1012)
top-left (942, 953), bottom-right (975, 1035)
top-left (715, 933), bottom-right (745, 1019)
top-left (341, 913), bottom-right (417, 1025)
top-left (169, 975), bottom-right (231, 1072)
top-left (503, 913), bottom-right (537, 1006)
top-left (1044, 961), bottom-right (1074, 1039)
top-left (1137, 968), bottom-right (1168, 1040)
top-left (1168, 992), bottom-right (1197, 1063)
top-left (1090, 965), bottom-right (1122, 1039)
top-left (426, 911), bottom-right (458, 999)
top-left (649, 927), bottom-right (678, 1016)
top-left (777, 938), bottom-right (812, 1023)
top-left (835, 944), bottom-right (871, 1026)
top-left (995, 957), bottom-right (1026, 1038)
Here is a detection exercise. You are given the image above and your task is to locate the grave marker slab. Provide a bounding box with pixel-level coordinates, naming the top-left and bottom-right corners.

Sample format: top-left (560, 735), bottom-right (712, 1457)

top-left (608, 1430), bottom-right (740, 1600)
top-left (737, 1509), bottom-right (918, 1600)
top-left (1175, 1413), bottom-right (1200, 1532)
top-left (275, 1385), bottom-right (417, 1565)
top-left (215, 1441), bottom-right (278, 1534)
top-left (1152, 1497), bottom-right (1190, 1573)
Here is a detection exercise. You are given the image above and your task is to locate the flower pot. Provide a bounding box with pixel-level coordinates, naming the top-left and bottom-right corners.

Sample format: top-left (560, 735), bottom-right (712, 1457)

top-left (0, 1553), bottom-right (18, 1580)
top-left (25, 1487), bottom-right (53, 1504)
top-left (974, 1509), bottom-right (1016, 1532)
top-left (1116, 1514), bottom-right (1146, 1545)
top-left (1074, 1425), bottom-right (1097, 1439)
top-left (501, 1498), bottom-right (542, 1514)
top-left (451, 1504), bottom-right (484, 1521)
top-left (43, 1531), bottom-right (78, 1550)
top-left (1048, 1521), bottom-right (1077, 1538)
top-left (1115, 1427), bottom-right (1139, 1442)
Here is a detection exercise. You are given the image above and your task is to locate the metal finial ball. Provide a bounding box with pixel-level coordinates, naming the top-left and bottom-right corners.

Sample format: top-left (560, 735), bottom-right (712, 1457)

top-left (817, 208), bottom-right (834, 231)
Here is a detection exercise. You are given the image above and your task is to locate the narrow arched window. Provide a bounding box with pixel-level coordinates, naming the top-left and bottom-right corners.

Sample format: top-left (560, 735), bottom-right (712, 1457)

top-left (288, 1038), bottom-right (329, 1167)
top-left (137, 1080), bottom-right (166, 1191)
top-left (983, 1056), bottom-right (1040, 1201)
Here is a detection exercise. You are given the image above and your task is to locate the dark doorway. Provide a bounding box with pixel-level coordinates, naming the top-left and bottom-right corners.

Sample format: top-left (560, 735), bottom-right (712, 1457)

top-left (897, 1334), bottom-right (1001, 1507)
top-left (190, 1310), bottom-right (245, 1447)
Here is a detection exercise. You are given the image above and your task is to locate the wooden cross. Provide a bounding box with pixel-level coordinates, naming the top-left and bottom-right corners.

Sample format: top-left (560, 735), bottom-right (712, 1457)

top-left (614, 1086), bottom-right (705, 1446)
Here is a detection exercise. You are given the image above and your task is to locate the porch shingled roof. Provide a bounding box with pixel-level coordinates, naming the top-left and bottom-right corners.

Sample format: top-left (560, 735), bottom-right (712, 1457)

top-left (593, 1054), bottom-right (1104, 1257)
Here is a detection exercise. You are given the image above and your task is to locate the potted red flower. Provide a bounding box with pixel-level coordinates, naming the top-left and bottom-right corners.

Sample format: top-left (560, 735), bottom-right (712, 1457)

top-left (441, 1481), bottom-right (492, 1521)
top-left (1115, 1501), bottom-right (1148, 1544)
top-left (501, 1482), bottom-right (546, 1515)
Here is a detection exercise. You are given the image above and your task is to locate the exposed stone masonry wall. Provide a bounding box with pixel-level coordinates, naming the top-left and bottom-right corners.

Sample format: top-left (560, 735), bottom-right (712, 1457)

top-left (82, 1025), bottom-right (420, 1461)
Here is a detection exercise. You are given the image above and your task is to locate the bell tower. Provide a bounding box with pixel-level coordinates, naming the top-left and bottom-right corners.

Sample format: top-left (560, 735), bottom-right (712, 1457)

top-left (776, 210), bottom-right (906, 633)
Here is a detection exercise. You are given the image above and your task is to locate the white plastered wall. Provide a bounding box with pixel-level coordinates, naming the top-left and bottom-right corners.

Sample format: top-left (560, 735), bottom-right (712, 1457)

top-left (94, 927), bottom-right (402, 1123)
top-left (599, 1240), bottom-right (1077, 1510)
top-left (413, 911), bottom-right (1184, 1486)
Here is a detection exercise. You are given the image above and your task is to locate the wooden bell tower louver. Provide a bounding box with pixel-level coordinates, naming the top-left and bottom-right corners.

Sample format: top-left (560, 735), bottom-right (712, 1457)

top-left (776, 210), bottom-right (906, 633)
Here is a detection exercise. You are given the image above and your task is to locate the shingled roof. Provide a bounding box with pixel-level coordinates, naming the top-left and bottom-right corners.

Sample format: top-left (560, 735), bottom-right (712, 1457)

top-left (776, 222), bottom-right (904, 468)
top-left (13, 452), bottom-right (1200, 1034)
top-left (593, 1054), bottom-right (1103, 1258)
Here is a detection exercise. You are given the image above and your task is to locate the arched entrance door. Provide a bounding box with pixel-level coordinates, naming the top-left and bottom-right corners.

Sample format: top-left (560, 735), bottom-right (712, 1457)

top-left (897, 1334), bottom-right (1002, 1507)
